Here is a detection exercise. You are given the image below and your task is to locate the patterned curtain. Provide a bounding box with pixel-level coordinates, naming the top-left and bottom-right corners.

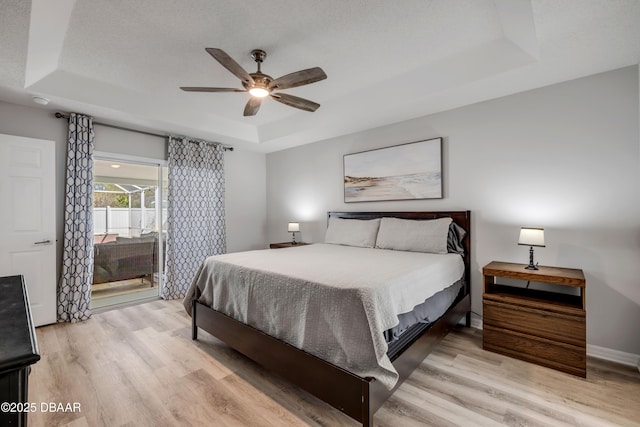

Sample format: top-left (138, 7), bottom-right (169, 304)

top-left (57, 113), bottom-right (95, 322)
top-left (162, 136), bottom-right (226, 299)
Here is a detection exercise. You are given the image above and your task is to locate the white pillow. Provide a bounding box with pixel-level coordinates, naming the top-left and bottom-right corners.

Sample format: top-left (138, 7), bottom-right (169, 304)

top-left (375, 217), bottom-right (453, 254)
top-left (325, 217), bottom-right (381, 248)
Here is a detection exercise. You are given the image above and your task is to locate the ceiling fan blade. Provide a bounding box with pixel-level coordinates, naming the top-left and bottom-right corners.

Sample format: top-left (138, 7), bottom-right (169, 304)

top-left (243, 97), bottom-right (262, 116)
top-left (180, 87), bottom-right (246, 92)
top-left (269, 67), bottom-right (327, 90)
top-left (205, 48), bottom-right (255, 85)
top-left (270, 93), bottom-right (320, 112)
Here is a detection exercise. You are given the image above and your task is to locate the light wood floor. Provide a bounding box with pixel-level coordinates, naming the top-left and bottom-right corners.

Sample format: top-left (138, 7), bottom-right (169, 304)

top-left (29, 300), bottom-right (640, 427)
top-left (91, 276), bottom-right (156, 300)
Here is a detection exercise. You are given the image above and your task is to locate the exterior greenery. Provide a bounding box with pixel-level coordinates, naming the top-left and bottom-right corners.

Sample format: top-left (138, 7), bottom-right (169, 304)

top-left (94, 183), bottom-right (156, 208)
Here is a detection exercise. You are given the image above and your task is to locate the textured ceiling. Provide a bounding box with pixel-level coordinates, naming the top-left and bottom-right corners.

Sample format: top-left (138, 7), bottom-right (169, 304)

top-left (0, 0), bottom-right (639, 152)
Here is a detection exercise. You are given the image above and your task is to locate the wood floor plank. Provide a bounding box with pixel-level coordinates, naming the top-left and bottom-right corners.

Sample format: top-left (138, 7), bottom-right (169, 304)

top-left (193, 329), bottom-right (358, 426)
top-left (218, 374), bottom-right (308, 427)
top-left (423, 354), bottom-right (632, 427)
top-left (393, 383), bottom-right (504, 427)
top-left (375, 395), bottom-right (458, 427)
top-left (27, 300), bottom-right (640, 427)
top-left (407, 366), bottom-right (509, 423)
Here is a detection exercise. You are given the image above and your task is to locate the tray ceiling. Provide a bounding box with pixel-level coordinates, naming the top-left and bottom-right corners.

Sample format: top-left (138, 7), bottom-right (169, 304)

top-left (1, 0), bottom-right (638, 152)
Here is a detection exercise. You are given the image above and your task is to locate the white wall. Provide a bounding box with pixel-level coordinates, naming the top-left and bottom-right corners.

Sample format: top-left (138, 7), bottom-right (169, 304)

top-left (0, 100), bottom-right (267, 282)
top-left (94, 125), bottom-right (166, 160)
top-left (266, 66), bottom-right (640, 356)
top-left (224, 149), bottom-right (267, 252)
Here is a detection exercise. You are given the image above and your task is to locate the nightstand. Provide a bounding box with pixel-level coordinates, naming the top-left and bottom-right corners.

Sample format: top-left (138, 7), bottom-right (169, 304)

top-left (482, 261), bottom-right (586, 377)
top-left (269, 242), bottom-right (310, 249)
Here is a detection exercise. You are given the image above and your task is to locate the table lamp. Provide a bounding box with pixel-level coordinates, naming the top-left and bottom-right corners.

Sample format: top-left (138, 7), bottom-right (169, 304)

top-left (288, 222), bottom-right (300, 245)
top-left (518, 227), bottom-right (545, 270)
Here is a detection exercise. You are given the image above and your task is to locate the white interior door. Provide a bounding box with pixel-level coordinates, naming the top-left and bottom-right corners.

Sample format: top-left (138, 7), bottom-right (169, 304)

top-left (0, 133), bottom-right (56, 326)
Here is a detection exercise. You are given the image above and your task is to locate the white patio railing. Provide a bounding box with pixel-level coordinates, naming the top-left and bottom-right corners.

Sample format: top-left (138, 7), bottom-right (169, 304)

top-left (94, 207), bottom-right (167, 237)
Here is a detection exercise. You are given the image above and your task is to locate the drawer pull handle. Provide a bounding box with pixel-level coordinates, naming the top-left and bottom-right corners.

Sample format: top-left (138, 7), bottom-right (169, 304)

top-left (34, 240), bottom-right (51, 245)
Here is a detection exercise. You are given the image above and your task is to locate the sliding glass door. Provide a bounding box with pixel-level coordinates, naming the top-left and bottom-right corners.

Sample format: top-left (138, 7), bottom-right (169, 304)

top-left (91, 155), bottom-right (167, 309)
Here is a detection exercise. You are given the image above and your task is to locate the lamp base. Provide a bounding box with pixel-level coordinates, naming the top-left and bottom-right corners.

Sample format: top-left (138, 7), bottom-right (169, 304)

top-left (524, 246), bottom-right (538, 270)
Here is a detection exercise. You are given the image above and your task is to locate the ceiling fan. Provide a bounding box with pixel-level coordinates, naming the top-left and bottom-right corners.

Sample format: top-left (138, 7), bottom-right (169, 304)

top-left (180, 48), bottom-right (327, 116)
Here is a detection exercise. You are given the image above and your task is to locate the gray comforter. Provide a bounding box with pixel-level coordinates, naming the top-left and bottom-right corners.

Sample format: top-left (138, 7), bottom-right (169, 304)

top-left (183, 243), bottom-right (463, 389)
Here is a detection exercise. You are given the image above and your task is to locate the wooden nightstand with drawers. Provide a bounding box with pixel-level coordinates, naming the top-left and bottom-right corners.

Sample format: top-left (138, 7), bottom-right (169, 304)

top-left (482, 261), bottom-right (586, 377)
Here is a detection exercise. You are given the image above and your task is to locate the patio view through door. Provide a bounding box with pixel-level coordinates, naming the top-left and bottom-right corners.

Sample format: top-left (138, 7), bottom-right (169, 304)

top-left (91, 156), bottom-right (167, 309)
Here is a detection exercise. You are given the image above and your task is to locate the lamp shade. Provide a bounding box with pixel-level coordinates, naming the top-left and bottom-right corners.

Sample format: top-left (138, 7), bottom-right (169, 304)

top-left (288, 222), bottom-right (300, 232)
top-left (518, 227), bottom-right (545, 247)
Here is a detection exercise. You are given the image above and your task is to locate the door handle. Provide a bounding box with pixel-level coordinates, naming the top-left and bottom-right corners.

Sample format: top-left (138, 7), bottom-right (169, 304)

top-left (34, 240), bottom-right (51, 245)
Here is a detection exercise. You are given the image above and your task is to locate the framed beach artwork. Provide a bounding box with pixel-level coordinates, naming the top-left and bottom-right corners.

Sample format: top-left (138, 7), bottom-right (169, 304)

top-left (344, 137), bottom-right (443, 202)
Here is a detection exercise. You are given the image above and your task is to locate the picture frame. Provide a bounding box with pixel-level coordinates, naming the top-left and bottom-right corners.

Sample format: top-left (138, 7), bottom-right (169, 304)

top-left (343, 137), bottom-right (443, 202)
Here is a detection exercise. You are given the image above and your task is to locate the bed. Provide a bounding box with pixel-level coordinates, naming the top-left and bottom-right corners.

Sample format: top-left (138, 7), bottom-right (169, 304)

top-left (185, 211), bottom-right (471, 426)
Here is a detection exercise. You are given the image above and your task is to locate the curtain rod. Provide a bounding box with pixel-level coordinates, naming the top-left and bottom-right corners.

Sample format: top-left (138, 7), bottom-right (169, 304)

top-left (54, 112), bottom-right (233, 151)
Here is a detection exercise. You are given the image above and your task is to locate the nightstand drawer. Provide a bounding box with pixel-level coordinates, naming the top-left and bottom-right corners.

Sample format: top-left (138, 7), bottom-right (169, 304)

top-left (483, 325), bottom-right (586, 377)
top-left (483, 299), bottom-right (585, 348)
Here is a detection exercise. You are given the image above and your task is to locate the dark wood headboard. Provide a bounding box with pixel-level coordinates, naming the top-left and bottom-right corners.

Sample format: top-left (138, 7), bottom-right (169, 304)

top-left (327, 211), bottom-right (471, 288)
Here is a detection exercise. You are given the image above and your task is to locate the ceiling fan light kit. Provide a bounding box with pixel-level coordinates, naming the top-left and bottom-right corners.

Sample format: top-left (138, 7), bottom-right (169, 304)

top-left (180, 48), bottom-right (327, 116)
top-left (249, 87), bottom-right (269, 98)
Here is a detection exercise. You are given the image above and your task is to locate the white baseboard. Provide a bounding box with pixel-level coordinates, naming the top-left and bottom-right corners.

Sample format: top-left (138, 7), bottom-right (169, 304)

top-left (456, 313), bottom-right (483, 329)
top-left (470, 315), bottom-right (483, 330)
top-left (466, 318), bottom-right (639, 369)
top-left (587, 344), bottom-right (640, 368)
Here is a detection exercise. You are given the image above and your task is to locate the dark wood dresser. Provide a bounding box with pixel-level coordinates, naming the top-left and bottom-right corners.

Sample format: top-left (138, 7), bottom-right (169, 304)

top-left (482, 261), bottom-right (586, 377)
top-left (0, 275), bottom-right (41, 426)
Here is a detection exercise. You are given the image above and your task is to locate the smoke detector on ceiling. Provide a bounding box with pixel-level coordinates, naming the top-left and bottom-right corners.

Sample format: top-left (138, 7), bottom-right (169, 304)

top-left (32, 96), bottom-right (50, 105)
